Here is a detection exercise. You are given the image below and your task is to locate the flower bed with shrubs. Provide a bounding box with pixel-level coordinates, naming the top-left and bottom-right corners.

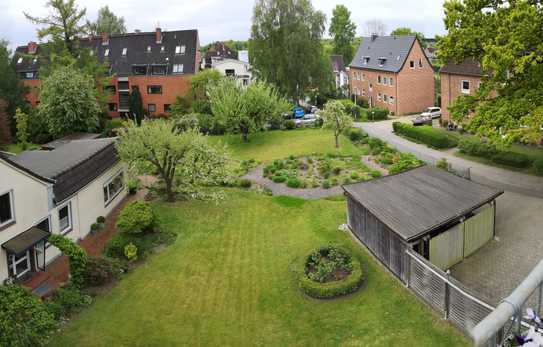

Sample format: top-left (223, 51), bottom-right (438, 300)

top-left (263, 154), bottom-right (382, 189)
top-left (298, 246), bottom-right (363, 299)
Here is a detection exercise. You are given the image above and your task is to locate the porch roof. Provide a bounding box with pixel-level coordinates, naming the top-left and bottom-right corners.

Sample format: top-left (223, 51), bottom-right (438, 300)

top-left (2, 227), bottom-right (50, 256)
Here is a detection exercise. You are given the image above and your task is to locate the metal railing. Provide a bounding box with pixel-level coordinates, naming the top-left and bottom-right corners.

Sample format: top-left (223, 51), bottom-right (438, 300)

top-left (471, 258), bottom-right (543, 346)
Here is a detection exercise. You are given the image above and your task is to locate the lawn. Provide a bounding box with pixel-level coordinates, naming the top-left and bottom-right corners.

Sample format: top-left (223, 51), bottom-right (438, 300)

top-left (209, 128), bottom-right (365, 162)
top-left (51, 191), bottom-right (468, 346)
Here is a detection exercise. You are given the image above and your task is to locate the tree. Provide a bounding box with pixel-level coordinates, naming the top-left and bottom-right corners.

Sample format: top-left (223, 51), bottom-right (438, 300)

top-left (250, 0), bottom-right (327, 101)
top-left (209, 78), bottom-right (290, 141)
top-left (87, 6), bottom-right (126, 36)
top-left (189, 69), bottom-right (222, 114)
top-left (365, 19), bottom-right (386, 36)
top-left (0, 284), bottom-right (57, 347)
top-left (438, 0), bottom-right (543, 144)
top-left (0, 40), bottom-right (28, 136)
top-left (329, 5), bottom-right (357, 64)
top-left (14, 108), bottom-right (29, 149)
top-left (390, 27), bottom-right (426, 47)
top-left (24, 0), bottom-right (87, 57)
top-left (38, 66), bottom-right (100, 138)
top-left (0, 100), bottom-right (11, 147)
top-left (116, 120), bottom-right (229, 202)
top-left (320, 100), bottom-right (353, 148)
top-left (170, 96), bottom-right (191, 116)
top-left (128, 87), bottom-right (144, 125)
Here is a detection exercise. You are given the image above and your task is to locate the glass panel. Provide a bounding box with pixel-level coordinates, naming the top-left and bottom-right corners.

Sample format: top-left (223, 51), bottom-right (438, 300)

top-left (36, 217), bottom-right (50, 232)
top-left (0, 192), bottom-right (12, 224)
top-left (59, 205), bottom-right (70, 232)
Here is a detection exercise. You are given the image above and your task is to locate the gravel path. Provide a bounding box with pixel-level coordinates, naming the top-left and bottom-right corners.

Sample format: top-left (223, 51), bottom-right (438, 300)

top-left (243, 166), bottom-right (343, 199)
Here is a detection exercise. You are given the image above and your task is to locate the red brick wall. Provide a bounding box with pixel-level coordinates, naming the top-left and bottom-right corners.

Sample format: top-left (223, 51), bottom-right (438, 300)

top-left (348, 39), bottom-right (435, 115)
top-left (396, 40), bottom-right (435, 115)
top-left (440, 73), bottom-right (481, 123)
top-left (22, 79), bottom-right (41, 107)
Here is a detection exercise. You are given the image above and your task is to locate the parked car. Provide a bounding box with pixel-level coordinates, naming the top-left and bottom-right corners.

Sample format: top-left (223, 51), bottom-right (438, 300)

top-left (412, 115), bottom-right (433, 126)
top-left (421, 107), bottom-right (442, 119)
top-left (282, 107), bottom-right (306, 120)
top-left (295, 114), bottom-right (320, 127)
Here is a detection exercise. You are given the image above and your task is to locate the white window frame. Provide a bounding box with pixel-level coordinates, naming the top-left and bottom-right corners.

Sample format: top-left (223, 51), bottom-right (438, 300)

top-left (9, 251), bottom-right (31, 278)
top-left (122, 48), bottom-right (127, 56)
top-left (103, 170), bottom-right (125, 206)
top-left (461, 80), bottom-right (471, 94)
top-left (383, 94), bottom-right (388, 102)
top-left (173, 64), bottom-right (184, 74)
top-left (147, 46), bottom-right (152, 53)
top-left (389, 77), bottom-right (394, 86)
top-left (361, 73), bottom-right (365, 81)
top-left (58, 201), bottom-right (73, 235)
top-left (389, 96), bottom-right (395, 105)
top-left (104, 49), bottom-right (109, 57)
top-left (0, 190), bottom-right (15, 227)
top-left (175, 46), bottom-right (181, 54)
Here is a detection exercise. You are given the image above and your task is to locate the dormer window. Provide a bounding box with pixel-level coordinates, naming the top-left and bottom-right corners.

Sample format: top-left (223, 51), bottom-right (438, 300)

top-left (362, 56), bottom-right (370, 65)
top-left (378, 57), bottom-right (387, 66)
top-left (33, 58), bottom-right (37, 64)
top-left (175, 46), bottom-right (181, 54)
top-left (147, 46), bottom-right (151, 53)
top-left (122, 48), bottom-right (127, 56)
top-left (104, 49), bottom-right (109, 57)
top-left (160, 46), bottom-right (165, 53)
top-left (17, 57), bottom-right (23, 64)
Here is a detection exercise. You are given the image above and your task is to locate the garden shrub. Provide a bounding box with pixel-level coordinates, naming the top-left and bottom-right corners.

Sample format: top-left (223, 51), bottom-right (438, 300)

top-left (48, 234), bottom-right (88, 288)
top-left (332, 166), bottom-right (342, 175)
top-left (102, 118), bottom-right (124, 137)
top-left (370, 170), bottom-right (382, 178)
top-left (286, 178), bottom-right (301, 188)
top-left (239, 178), bottom-right (252, 188)
top-left (368, 137), bottom-right (385, 154)
top-left (367, 107), bottom-right (389, 121)
top-left (350, 172), bottom-right (359, 180)
top-left (128, 179), bottom-right (139, 195)
top-left (284, 120), bottom-right (296, 130)
top-left (116, 201), bottom-right (155, 234)
top-left (97, 216), bottom-right (106, 224)
top-left (46, 284), bottom-right (92, 319)
top-left (436, 158), bottom-right (449, 170)
top-left (347, 128), bottom-right (367, 142)
top-left (196, 113), bottom-right (226, 135)
top-left (103, 233), bottom-right (126, 259)
top-left (82, 256), bottom-right (123, 287)
top-left (491, 151), bottom-right (532, 168)
top-left (322, 180), bottom-right (331, 189)
top-left (339, 99), bottom-right (365, 120)
top-left (388, 153), bottom-right (422, 174)
top-left (0, 284), bottom-right (57, 347)
top-left (90, 223), bottom-right (99, 232)
top-left (458, 137), bottom-right (497, 157)
top-left (393, 122), bottom-right (457, 149)
top-left (272, 175), bottom-right (287, 183)
top-left (343, 177), bottom-right (352, 184)
top-left (534, 159), bottom-right (543, 176)
top-left (124, 243), bottom-right (138, 262)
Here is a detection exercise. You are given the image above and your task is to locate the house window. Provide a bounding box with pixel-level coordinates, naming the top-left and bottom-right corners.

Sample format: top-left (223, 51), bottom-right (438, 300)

top-left (389, 96), bottom-right (395, 104)
top-left (104, 49), bottom-right (109, 57)
top-left (172, 64), bottom-right (184, 74)
top-left (409, 60), bottom-right (415, 69)
top-left (132, 65), bottom-right (147, 75)
top-left (122, 48), bottom-right (127, 56)
top-left (369, 83), bottom-right (373, 92)
top-left (383, 94), bottom-right (388, 102)
top-left (160, 46), bottom-right (165, 53)
top-left (108, 103), bottom-right (117, 112)
top-left (8, 251), bottom-right (31, 278)
top-left (58, 202), bottom-right (72, 235)
top-left (461, 80), bottom-right (470, 94)
top-left (22, 72), bottom-right (35, 79)
top-left (175, 45), bottom-right (186, 54)
top-left (148, 104), bottom-right (156, 113)
top-left (118, 81), bottom-right (129, 91)
top-left (377, 76), bottom-right (382, 84)
top-left (0, 191), bottom-right (15, 227)
top-left (419, 58), bottom-right (423, 68)
top-left (147, 46), bottom-right (152, 53)
top-left (389, 77), bottom-right (394, 86)
top-left (105, 85), bottom-right (116, 94)
top-left (225, 69), bottom-right (235, 77)
top-left (361, 73), bottom-right (365, 81)
top-left (147, 85), bottom-right (162, 94)
top-left (151, 65), bottom-right (166, 75)
top-left (103, 171), bottom-right (124, 205)
top-left (378, 93), bottom-right (382, 102)
top-left (17, 57), bottom-right (23, 64)
top-left (361, 89), bottom-right (365, 96)
top-left (164, 104), bottom-right (171, 112)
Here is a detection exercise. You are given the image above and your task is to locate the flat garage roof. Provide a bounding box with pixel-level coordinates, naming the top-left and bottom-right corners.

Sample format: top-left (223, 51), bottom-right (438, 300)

top-left (343, 166), bottom-right (503, 242)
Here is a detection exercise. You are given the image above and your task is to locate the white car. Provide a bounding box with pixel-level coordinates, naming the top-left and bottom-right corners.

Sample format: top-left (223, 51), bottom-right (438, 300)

top-left (295, 114), bottom-right (319, 127)
top-left (421, 107), bottom-right (441, 119)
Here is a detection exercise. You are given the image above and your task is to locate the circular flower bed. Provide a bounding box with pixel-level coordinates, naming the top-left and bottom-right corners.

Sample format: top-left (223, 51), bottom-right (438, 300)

top-left (299, 246), bottom-right (363, 299)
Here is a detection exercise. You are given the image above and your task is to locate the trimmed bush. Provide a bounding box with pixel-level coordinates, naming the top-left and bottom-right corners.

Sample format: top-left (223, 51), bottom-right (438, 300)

top-left (128, 179), bottom-right (139, 195)
top-left (272, 175), bottom-right (287, 183)
top-left (458, 137), bottom-right (497, 157)
top-left (83, 256), bottom-right (123, 287)
top-left (322, 180), bottom-right (331, 189)
top-left (97, 216), bottom-right (106, 224)
top-left (393, 122), bottom-right (457, 149)
top-left (47, 284), bottom-right (92, 319)
top-left (534, 159), bottom-right (543, 176)
top-left (124, 243), bottom-right (138, 262)
top-left (347, 128), bottom-right (366, 142)
top-left (284, 120), bottom-right (296, 130)
top-left (491, 151), bottom-right (532, 168)
top-left (116, 201), bottom-right (155, 234)
top-left (367, 107), bottom-right (389, 121)
top-left (286, 178), bottom-right (301, 188)
top-left (90, 223), bottom-right (99, 232)
top-left (239, 178), bottom-right (252, 188)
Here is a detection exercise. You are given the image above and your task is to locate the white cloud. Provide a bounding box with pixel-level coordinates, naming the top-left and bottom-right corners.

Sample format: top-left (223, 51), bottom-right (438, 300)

top-left (1, 0), bottom-right (446, 50)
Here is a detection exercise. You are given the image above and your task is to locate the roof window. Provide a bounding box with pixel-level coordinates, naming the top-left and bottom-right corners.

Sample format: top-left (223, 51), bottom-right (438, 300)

top-left (147, 46), bottom-right (151, 53)
top-left (17, 57), bottom-right (23, 64)
top-left (122, 48), bottom-right (127, 56)
top-left (104, 49), bottom-right (109, 57)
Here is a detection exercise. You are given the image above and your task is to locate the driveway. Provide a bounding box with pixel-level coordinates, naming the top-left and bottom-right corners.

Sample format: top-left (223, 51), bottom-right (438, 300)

top-left (355, 119), bottom-right (543, 198)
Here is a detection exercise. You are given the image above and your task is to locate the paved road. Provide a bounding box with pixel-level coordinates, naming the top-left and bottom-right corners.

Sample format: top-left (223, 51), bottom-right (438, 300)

top-left (355, 119), bottom-right (543, 197)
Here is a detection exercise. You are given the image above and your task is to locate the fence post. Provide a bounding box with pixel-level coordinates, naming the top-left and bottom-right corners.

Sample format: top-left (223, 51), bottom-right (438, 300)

top-left (405, 252), bottom-right (411, 288)
top-left (444, 271), bottom-right (450, 319)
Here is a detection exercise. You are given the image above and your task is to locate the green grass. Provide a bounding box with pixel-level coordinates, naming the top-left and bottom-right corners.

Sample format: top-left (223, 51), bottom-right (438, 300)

top-left (4, 143), bottom-right (39, 154)
top-left (209, 129), bottom-right (365, 162)
top-left (51, 191), bottom-right (468, 346)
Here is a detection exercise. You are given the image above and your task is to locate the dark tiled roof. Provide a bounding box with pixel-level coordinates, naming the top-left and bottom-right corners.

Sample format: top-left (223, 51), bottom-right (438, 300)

top-left (330, 55), bottom-right (345, 72)
top-left (350, 35), bottom-right (417, 72)
top-left (4, 138), bottom-right (119, 203)
top-left (441, 58), bottom-right (484, 77)
top-left (14, 29), bottom-right (199, 76)
top-left (343, 166), bottom-right (503, 242)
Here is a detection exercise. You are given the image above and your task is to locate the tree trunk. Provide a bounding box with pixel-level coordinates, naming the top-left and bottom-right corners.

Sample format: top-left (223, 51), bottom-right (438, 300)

top-left (241, 130), bottom-right (249, 142)
top-left (335, 134), bottom-right (340, 148)
top-left (165, 178), bottom-right (175, 202)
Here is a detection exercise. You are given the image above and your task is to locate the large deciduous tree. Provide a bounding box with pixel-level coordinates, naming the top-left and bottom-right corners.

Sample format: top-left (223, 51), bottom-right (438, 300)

top-left (38, 66), bottom-right (100, 138)
top-left (116, 120), bottom-right (230, 202)
top-left (189, 69), bottom-right (222, 114)
top-left (87, 6), bottom-right (126, 36)
top-left (209, 78), bottom-right (290, 141)
top-left (249, 0), bottom-right (327, 101)
top-left (390, 27), bottom-right (426, 47)
top-left (329, 5), bottom-right (357, 64)
top-left (320, 100), bottom-right (353, 148)
top-left (438, 0), bottom-right (543, 144)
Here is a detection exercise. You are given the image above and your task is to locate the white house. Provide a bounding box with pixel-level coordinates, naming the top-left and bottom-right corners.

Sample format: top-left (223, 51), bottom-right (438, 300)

top-left (331, 55), bottom-right (349, 95)
top-left (212, 58), bottom-right (252, 86)
top-left (0, 138), bottom-right (126, 283)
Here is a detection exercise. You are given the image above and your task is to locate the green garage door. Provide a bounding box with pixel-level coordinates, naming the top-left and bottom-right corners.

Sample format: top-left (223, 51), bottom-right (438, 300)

top-left (463, 203), bottom-right (495, 258)
top-left (430, 224), bottom-right (464, 271)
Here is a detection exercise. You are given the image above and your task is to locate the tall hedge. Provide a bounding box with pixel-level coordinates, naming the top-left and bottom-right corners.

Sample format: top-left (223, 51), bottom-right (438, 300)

top-left (48, 234), bottom-right (88, 288)
top-left (393, 122), bottom-right (457, 149)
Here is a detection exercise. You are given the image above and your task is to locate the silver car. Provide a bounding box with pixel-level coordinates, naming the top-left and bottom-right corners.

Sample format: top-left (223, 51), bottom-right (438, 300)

top-left (420, 107), bottom-right (442, 119)
top-left (295, 114), bottom-right (319, 127)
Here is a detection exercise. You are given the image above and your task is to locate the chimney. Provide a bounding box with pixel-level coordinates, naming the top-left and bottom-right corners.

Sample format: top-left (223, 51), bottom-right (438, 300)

top-left (155, 27), bottom-right (162, 44)
top-left (101, 32), bottom-right (109, 46)
top-left (27, 41), bottom-right (37, 54)
top-left (371, 34), bottom-right (378, 42)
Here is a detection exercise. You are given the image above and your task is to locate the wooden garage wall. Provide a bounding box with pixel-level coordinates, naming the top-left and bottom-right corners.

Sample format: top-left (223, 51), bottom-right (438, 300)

top-left (347, 196), bottom-right (408, 282)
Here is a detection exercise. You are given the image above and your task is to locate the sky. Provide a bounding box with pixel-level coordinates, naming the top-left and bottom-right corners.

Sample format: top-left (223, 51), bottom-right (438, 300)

top-left (1, 0), bottom-right (446, 50)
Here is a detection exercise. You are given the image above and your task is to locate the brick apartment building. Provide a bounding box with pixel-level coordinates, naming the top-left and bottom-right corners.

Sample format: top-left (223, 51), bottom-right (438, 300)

top-left (349, 35), bottom-right (435, 115)
top-left (14, 27), bottom-right (200, 118)
top-left (440, 58), bottom-right (484, 123)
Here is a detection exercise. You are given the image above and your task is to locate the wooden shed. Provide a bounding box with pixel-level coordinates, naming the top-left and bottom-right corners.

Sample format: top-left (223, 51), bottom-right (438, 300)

top-left (343, 166), bottom-right (503, 278)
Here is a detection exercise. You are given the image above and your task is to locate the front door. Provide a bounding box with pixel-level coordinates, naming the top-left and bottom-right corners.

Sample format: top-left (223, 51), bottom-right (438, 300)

top-left (34, 241), bottom-right (45, 271)
top-left (8, 251), bottom-right (31, 278)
